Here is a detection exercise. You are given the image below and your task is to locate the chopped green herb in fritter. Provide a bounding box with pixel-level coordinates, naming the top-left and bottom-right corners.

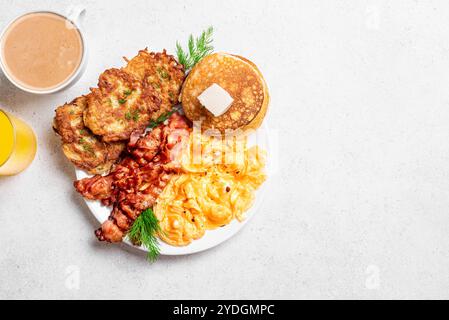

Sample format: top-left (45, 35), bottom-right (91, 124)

top-left (132, 110), bottom-right (140, 121)
top-left (81, 142), bottom-right (96, 156)
top-left (157, 67), bottom-right (170, 80)
top-left (125, 109), bottom-right (140, 121)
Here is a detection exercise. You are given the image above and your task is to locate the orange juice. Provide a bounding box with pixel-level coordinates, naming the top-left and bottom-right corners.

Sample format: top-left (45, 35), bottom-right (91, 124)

top-left (0, 110), bottom-right (36, 175)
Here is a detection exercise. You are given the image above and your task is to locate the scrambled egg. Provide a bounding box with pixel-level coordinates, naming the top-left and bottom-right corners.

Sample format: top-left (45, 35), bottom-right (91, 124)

top-left (154, 131), bottom-right (266, 246)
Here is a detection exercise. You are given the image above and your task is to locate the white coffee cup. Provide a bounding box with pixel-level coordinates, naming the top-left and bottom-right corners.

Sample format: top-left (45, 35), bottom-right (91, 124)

top-left (0, 7), bottom-right (88, 94)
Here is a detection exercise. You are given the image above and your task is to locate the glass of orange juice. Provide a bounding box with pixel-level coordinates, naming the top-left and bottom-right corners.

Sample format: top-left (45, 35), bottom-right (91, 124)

top-left (0, 109), bottom-right (36, 175)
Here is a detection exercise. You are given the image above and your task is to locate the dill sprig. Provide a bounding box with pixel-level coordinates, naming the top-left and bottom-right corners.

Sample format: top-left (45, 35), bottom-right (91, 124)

top-left (148, 107), bottom-right (179, 128)
top-left (127, 208), bottom-right (161, 262)
top-left (176, 26), bottom-right (214, 70)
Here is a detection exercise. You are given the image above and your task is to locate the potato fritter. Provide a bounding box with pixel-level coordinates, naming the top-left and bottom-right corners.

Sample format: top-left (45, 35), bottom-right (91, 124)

top-left (53, 96), bottom-right (86, 143)
top-left (53, 49), bottom-right (184, 174)
top-left (53, 96), bottom-right (125, 174)
top-left (124, 49), bottom-right (185, 120)
top-left (83, 68), bottom-right (161, 142)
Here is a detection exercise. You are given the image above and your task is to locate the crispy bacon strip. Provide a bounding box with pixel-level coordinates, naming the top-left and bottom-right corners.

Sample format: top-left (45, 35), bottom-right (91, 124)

top-left (74, 113), bottom-right (191, 242)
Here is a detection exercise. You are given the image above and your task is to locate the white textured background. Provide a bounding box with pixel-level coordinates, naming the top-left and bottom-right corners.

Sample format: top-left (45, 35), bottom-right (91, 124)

top-left (1, 0), bottom-right (449, 299)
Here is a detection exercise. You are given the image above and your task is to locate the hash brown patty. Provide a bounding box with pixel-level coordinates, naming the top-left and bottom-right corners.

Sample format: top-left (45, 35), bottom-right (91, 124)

top-left (83, 68), bottom-right (161, 142)
top-left (124, 49), bottom-right (185, 120)
top-left (53, 96), bottom-right (125, 174)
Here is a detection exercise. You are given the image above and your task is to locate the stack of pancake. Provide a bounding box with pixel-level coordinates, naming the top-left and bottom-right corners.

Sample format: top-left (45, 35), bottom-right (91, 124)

top-left (181, 52), bottom-right (269, 133)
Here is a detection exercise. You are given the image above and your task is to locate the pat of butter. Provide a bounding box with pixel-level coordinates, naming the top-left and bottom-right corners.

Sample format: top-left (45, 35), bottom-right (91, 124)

top-left (197, 83), bottom-right (234, 117)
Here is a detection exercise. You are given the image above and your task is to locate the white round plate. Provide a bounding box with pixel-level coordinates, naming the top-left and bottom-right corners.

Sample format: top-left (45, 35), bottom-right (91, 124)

top-left (75, 125), bottom-right (270, 255)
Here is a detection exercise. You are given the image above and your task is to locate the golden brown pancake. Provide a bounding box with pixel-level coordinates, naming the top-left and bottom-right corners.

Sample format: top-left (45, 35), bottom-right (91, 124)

top-left (181, 53), bottom-right (269, 133)
top-left (53, 96), bottom-right (125, 174)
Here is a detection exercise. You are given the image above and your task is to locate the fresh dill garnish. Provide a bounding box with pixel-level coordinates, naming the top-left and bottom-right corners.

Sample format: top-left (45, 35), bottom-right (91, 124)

top-left (148, 108), bottom-right (178, 128)
top-left (127, 208), bottom-right (161, 262)
top-left (123, 89), bottom-right (133, 96)
top-left (176, 26), bottom-right (214, 70)
top-left (118, 98), bottom-right (126, 104)
top-left (125, 112), bottom-right (132, 120)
